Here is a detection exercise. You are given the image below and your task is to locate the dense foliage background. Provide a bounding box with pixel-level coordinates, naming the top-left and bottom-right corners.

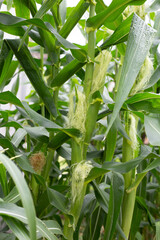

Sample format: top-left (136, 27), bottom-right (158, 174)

top-left (0, 0), bottom-right (160, 239)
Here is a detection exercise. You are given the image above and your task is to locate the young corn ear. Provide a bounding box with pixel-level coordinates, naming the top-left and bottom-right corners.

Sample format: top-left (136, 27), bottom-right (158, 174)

top-left (91, 50), bottom-right (112, 95)
top-left (71, 161), bottom-right (93, 204)
top-left (126, 114), bottom-right (139, 158)
top-left (130, 56), bottom-right (153, 95)
top-left (68, 90), bottom-right (87, 138)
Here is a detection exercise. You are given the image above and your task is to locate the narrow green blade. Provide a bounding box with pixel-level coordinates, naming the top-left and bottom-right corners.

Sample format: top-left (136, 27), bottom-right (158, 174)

top-left (5, 39), bottom-right (57, 118)
top-left (86, 0), bottom-right (146, 30)
top-left (106, 14), bottom-right (156, 136)
top-left (0, 153), bottom-right (36, 240)
top-left (156, 221), bottom-right (160, 240)
top-left (0, 202), bottom-right (59, 240)
top-left (18, 0), bottom-right (58, 50)
top-left (104, 172), bottom-right (124, 240)
top-left (60, 0), bottom-right (89, 38)
top-left (144, 114), bottom-right (160, 146)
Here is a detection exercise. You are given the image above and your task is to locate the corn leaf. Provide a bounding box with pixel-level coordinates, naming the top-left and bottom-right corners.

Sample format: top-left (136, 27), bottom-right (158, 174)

top-left (13, 0), bottom-right (30, 19)
top-left (5, 39), bottom-right (57, 118)
top-left (86, 0), bottom-right (146, 30)
top-left (18, 0), bottom-right (59, 50)
top-left (0, 202), bottom-right (59, 240)
top-left (0, 13), bottom-right (81, 51)
top-left (156, 221), bottom-right (160, 240)
top-left (106, 14), bottom-right (156, 136)
top-left (0, 91), bottom-right (23, 108)
top-left (48, 129), bottom-right (81, 150)
top-left (144, 114), bottom-right (160, 146)
top-left (22, 102), bottom-right (60, 129)
top-left (0, 153), bottom-right (36, 240)
top-left (60, 0), bottom-right (89, 38)
top-left (85, 146), bottom-right (152, 183)
top-left (22, 0), bottom-right (37, 16)
top-left (51, 59), bottom-right (85, 87)
top-left (51, 14), bottom-right (133, 88)
top-left (3, 217), bottom-right (30, 240)
top-left (104, 172), bottom-right (124, 240)
top-left (101, 14), bottom-right (133, 50)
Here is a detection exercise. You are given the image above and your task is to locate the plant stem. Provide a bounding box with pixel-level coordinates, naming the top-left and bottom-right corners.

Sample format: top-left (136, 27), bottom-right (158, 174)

top-left (31, 175), bottom-right (39, 204)
top-left (71, 140), bottom-right (83, 165)
top-left (40, 46), bottom-right (44, 75)
top-left (121, 113), bottom-right (139, 239)
top-left (43, 149), bottom-right (54, 181)
top-left (63, 216), bottom-right (74, 240)
top-left (63, 3), bottom-right (96, 239)
top-left (83, 99), bottom-right (100, 158)
top-left (84, 3), bottom-right (96, 99)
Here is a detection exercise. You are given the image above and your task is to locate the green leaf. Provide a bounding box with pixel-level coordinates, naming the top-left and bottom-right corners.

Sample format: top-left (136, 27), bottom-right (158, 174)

top-left (0, 153), bottom-right (36, 240)
top-left (51, 59), bottom-right (84, 88)
top-left (43, 220), bottom-right (63, 236)
top-left (101, 14), bottom-right (133, 50)
top-left (91, 208), bottom-right (105, 240)
top-left (126, 92), bottom-right (160, 104)
top-left (48, 129), bottom-right (81, 150)
top-left (71, 48), bottom-right (87, 62)
top-left (7, 0), bottom-right (13, 10)
top-left (136, 196), bottom-right (155, 225)
top-left (86, 0), bottom-right (146, 30)
top-left (106, 14), bottom-right (156, 136)
top-left (0, 202), bottom-right (58, 240)
top-left (144, 114), bottom-right (160, 146)
top-left (104, 172), bottom-right (124, 240)
top-left (0, 60), bottom-right (19, 91)
top-left (0, 91), bottom-right (23, 107)
top-left (114, 116), bottom-right (130, 140)
top-left (13, 0), bottom-right (30, 19)
top-left (0, 14), bottom-right (43, 45)
top-left (11, 128), bottom-right (27, 147)
top-left (5, 39), bottom-right (57, 118)
top-left (4, 187), bottom-right (20, 204)
top-left (22, 0), bottom-right (37, 16)
top-left (85, 146), bottom-right (152, 182)
top-left (47, 187), bottom-right (68, 213)
top-left (4, 217), bottom-right (30, 240)
top-left (46, 22), bottom-right (80, 50)
top-left (0, 135), bottom-right (34, 173)
top-left (24, 126), bottom-right (49, 143)
top-left (0, 233), bottom-right (15, 240)
top-left (18, 0), bottom-right (58, 49)
top-left (96, 0), bottom-right (123, 30)
top-left (22, 102), bottom-right (60, 130)
top-left (60, 0), bottom-right (89, 38)
top-left (56, 145), bottom-right (71, 160)
top-left (0, 40), bottom-right (13, 87)
top-left (103, 118), bottom-right (117, 162)
top-left (142, 156), bottom-right (160, 173)
top-left (0, 164), bottom-right (8, 196)
top-left (156, 221), bottom-right (160, 240)
top-left (145, 65), bottom-right (160, 89)
top-left (126, 92), bottom-right (160, 113)
top-left (11, 75), bottom-right (19, 95)
top-left (0, 135), bottom-right (15, 156)
top-left (0, 13), bottom-right (82, 51)
top-left (51, 14), bottom-right (134, 88)
top-left (24, 126), bottom-right (49, 142)
top-left (91, 181), bottom-right (109, 214)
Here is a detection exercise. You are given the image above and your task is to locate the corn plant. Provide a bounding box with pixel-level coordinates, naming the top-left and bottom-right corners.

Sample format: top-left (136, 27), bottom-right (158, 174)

top-left (0, 0), bottom-right (160, 239)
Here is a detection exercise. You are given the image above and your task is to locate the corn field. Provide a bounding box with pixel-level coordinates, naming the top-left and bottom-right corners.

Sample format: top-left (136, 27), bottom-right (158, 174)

top-left (0, 0), bottom-right (159, 239)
